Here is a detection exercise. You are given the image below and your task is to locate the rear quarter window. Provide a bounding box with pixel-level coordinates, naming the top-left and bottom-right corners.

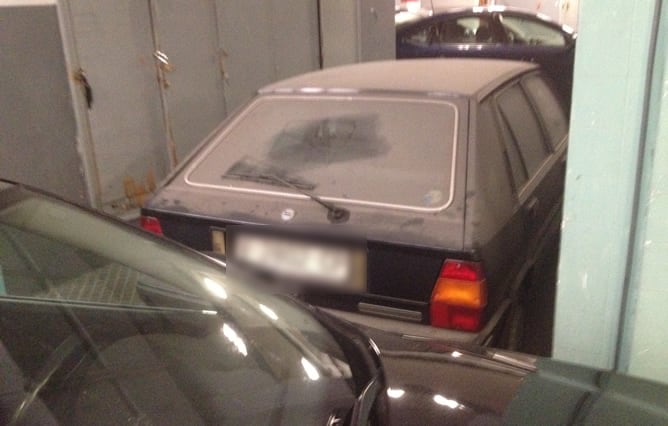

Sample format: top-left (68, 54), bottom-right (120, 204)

top-left (474, 101), bottom-right (516, 216)
top-left (523, 76), bottom-right (568, 149)
top-left (497, 85), bottom-right (549, 177)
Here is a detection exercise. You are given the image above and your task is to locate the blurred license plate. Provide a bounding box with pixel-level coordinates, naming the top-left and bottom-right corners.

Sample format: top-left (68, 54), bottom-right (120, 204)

top-left (232, 233), bottom-right (365, 289)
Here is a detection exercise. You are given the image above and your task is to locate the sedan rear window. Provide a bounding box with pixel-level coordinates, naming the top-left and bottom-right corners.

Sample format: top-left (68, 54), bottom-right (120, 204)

top-left (186, 95), bottom-right (458, 210)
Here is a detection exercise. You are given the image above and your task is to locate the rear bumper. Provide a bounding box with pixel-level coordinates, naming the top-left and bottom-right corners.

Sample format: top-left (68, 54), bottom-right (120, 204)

top-left (320, 297), bottom-right (511, 346)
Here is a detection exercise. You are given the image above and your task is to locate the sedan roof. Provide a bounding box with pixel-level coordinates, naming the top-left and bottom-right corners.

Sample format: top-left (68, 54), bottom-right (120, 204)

top-left (259, 59), bottom-right (537, 99)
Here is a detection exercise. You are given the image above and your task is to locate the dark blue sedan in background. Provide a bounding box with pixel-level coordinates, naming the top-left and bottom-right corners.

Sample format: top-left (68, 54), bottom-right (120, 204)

top-left (396, 6), bottom-right (576, 106)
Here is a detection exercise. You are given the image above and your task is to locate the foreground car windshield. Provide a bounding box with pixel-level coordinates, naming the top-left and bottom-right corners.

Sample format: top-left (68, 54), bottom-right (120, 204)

top-left (0, 185), bottom-right (355, 425)
top-left (186, 95), bottom-right (458, 210)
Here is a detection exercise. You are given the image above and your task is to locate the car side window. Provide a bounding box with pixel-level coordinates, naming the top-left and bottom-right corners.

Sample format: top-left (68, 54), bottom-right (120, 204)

top-left (403, 16), bottom-right (498, 45)
top-left (523, 75), bottom-right (568, 149)
top-left (403, 24), bottom-right (432, 46)
top-left (498, 14), bottom-right (566, 46)
top-left (440, 16), bottom-right (497, 44)
top-left (477, 100), bottom-right (518, 204)
top-left (493, 103), bottom-right (528, 190)
top-left (0, 224), bottom-right (178, 308)
top-left (497, 84), bottom-right (549, 178)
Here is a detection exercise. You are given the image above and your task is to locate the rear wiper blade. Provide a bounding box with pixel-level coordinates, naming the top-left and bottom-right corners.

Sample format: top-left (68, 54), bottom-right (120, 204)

top-left (222, 169), bottom-right (350, 224)
top-left (224, 170), bottom-right (315, 191)
top-left (258, 172), bottom-right (350, 224)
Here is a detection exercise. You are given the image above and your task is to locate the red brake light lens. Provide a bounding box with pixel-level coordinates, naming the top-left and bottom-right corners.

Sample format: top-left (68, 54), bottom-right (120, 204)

top-left (430, 260), bottom-right (487, 332)
top-left (439, 260), bottom-right (484, 281)
top-left (140, 215), bottom-right (163, 236)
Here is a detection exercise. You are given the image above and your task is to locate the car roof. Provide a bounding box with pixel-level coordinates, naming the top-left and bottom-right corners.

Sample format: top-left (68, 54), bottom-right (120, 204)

top-left (431, 5), bottom-right (551, 16)
top-left (259, 59), bottom-right (537, 99)
top-left (396, 6), bottom-right (576, 36)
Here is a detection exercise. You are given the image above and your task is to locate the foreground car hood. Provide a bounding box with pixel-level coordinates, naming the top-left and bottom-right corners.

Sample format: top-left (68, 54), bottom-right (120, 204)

top-left (368, 330), bottom-right (530, 425)
top-left (363, 329), bottom-right (668, 425)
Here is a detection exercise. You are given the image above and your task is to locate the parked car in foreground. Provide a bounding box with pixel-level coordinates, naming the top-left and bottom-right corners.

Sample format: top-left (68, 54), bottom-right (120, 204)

top-left (1, 181), bottom-right (668, 425)
top-left (141, 59), bottom-right (568, 352)
top-left (396, 6), bottom-right (576, 105)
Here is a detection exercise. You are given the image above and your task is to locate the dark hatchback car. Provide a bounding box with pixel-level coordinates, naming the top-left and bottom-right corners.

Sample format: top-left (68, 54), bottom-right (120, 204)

top-left (1, 181), bottom-right (668, 425)
top-left (142, 59), bottom-right (568, 350)
top-left (396, 6), bottom-right (576, 104)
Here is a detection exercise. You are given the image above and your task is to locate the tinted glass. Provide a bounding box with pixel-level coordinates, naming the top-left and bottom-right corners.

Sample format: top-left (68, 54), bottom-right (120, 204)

top-left (188, 96), bottom-right (458, 210)
top-left (403, 16), bottom-right (497, 45)
top-left (499, 15), bottom-right (566, 46)
top-left (0, 224), bottom-right (146, 304)
top-left (476, 101), bottom-right (517, 206)
top-left (403, 23), bottom-right (432, 46)
top-left (498, 85), bottom-right (549, 177)
top-left (0, 188), bottom-right (355, 425)
top-left (439, 16), bottom-right (497, 44)
top-left (494, 104), bottom-right (528, 189)
top-left (523, 76), bottom-right (568, 149)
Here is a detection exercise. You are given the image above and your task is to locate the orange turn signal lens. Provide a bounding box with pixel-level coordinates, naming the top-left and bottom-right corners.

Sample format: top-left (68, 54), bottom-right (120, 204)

top-left (430, 260), bottom-right (487, 331)
top-left (431, 277), bottom-right (487, 309)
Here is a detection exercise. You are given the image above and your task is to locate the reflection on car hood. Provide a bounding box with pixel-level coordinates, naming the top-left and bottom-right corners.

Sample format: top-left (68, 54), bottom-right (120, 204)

top-left (363, 328), bottom-right (668, 425)
top-left (366, 329), bottom-right (531, 425)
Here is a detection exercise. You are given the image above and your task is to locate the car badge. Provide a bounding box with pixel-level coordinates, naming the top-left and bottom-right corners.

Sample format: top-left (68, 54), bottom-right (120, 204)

top-left (281, 208), bottom-right (296, 222)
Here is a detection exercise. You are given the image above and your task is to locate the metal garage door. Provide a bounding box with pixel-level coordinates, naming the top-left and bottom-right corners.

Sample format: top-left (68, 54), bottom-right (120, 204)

top-left (64, 0), bottom-right (318, 215)
top-left (65, 0), bottom-right (228, 214)
top-left (62, 0), bottom-right (318, 214)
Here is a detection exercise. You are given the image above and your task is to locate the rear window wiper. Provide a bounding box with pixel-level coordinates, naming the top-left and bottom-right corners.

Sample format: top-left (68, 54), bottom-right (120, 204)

top-left (259, 172), bottom-right (350, 224)
top-left (224, 169), bottom-right (316, 191)
top-left (222, 162), bottom-right (350, 224)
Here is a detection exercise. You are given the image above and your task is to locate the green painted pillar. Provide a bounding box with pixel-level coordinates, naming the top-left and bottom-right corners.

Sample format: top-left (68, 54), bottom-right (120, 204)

top-left (553, 0), bottom-right (662, 369)
top-left (619, 2), bottom-right (668, 383)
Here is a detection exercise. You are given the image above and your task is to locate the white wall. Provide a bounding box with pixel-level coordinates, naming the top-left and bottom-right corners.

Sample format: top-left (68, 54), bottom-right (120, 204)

top-left (496, 0), bottom-right (575, 27)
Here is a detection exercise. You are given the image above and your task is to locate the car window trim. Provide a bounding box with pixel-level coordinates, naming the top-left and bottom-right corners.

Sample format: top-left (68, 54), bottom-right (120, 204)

top-left (498, 11), bottom-right (569, 47)
top-left (477, 98), bottom-right (521, 197)
top-left (517, 141), bottom-right (566, 203)
top-left (520, 74), bottom-right (569, 151)
top-left (495, 103), bottom-right (530, 193)
top-left (495, 103), bottom-right (561, 203)
top-left (492, 79), bottom-right (556, 197)
top-left (517, 74), bottom-right (557, 154)
top-left (183, 94), bottom-right (461, 214)
top-left (497, 80), bottom-right (552, 159)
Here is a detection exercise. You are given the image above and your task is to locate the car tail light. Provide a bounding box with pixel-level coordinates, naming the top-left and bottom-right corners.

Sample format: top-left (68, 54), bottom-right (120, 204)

top-left (430, 260), bottom-right (487, 332)
top-left (140, 215), bottom-right (163, 236)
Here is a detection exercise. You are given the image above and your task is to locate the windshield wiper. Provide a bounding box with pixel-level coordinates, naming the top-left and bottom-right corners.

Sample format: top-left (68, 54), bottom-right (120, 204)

top-left (259, 172), bottom-right (350, 224)
top-left (222, 164), bottom-right (350, 224)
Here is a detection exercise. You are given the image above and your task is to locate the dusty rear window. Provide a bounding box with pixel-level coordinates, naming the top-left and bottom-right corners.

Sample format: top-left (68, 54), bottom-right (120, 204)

top-left (186, 95), bottom-right (458, 211)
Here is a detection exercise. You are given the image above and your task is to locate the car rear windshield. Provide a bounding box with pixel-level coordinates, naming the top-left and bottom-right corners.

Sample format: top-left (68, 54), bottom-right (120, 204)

top-left (186, 95), bottom-right (458, 211)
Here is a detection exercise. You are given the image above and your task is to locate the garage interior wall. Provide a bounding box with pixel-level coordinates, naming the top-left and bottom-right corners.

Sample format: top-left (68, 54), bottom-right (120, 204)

top-left (554, 0), bottom-right (668, 384)
top-left (320, 0), bottom-right (394, 68)
top-left (0, 1), bottom-right (87, 205)
top-left (3, 0), bottom-right (394, 214)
